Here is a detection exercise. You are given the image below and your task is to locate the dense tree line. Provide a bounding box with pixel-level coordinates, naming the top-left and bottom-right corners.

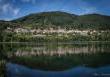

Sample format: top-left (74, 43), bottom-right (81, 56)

top-left (12, 11), bottom-right (110, 30)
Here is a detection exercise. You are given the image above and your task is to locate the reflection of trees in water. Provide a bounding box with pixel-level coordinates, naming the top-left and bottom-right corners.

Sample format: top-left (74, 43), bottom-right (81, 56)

top-left (10, 52), bottom-right (110, 71)
top-left (0, 44), bottom-right (9, 77)
top-left (0, 42), bottom-right (110, 71)
top-left (0, 44), bottom-right (9, 60)
top-left (5, 43), bottom-right (110, 57)
top-left (1, 43), bottom-right (110, 61)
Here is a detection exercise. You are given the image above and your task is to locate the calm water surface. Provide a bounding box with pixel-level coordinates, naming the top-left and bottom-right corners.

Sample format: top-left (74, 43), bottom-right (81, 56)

top-left (6, 63), bottom-right (110, 77)
top-left (0, 42), bottom-right (110, 77)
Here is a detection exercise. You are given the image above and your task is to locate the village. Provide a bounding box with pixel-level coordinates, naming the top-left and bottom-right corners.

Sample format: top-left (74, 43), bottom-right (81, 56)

top-left (5, 26), bottom-right (102, 37)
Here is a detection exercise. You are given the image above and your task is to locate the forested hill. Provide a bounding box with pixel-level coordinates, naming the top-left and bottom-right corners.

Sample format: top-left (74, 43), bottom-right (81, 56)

top-left (12, 11), bottom-right (77, 29)
top-left (1, 11), bottom-right (110, 30)
top-left (74, 14), bottom-right (110, 30)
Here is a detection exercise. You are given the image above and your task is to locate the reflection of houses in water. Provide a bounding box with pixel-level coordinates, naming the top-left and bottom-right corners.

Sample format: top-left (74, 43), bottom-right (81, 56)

top-left (6, 43), bottom-right (109, 57)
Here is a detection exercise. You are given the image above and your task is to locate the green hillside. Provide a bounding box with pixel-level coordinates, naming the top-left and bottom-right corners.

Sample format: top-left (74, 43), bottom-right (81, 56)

top-left (0, 11), bottom-right (110, 42)
top-left (12, 11), bottom-right (77, 29)
top-left (74, 14), bottom-right (110, 30)
top-left (11, 11), bottom-right (110, 30)
top-left (0, 11), bottom-right (110, 30)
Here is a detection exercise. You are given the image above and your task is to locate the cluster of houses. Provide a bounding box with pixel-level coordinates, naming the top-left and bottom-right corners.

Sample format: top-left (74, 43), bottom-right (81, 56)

top-left (5, 27), bottom-right (100, 36)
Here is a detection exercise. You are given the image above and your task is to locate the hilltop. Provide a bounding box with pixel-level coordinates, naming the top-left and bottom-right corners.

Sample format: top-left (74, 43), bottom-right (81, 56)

top-left (11, 11), bottom-right (110, 30)
top-left (0, 11), bottom-right (110, 30)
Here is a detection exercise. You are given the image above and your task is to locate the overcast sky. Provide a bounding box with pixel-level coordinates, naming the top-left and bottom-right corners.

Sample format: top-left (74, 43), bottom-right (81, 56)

top-left (0, 0), bottom-right (110, 20)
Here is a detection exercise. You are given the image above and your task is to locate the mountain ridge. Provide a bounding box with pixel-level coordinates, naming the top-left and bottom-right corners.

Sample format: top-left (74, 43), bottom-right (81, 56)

top-left (0, 11), bottom-right (110, 30)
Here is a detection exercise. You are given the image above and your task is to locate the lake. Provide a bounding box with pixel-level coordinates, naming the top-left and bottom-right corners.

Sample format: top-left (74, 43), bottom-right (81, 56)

top-left (0, 41), bottom-right (110, 77)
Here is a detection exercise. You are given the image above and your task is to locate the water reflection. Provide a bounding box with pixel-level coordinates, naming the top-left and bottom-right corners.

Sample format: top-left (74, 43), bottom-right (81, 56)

top-left (4, 42), bottom-right (110, 57)
top-left (6, 63), bottom-right (110, 77)
top-left (0, 42), bottom-right (110, 71)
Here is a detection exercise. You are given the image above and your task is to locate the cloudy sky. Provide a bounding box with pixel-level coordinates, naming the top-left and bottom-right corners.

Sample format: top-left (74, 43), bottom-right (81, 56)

top-left (0, 0), bottom-right (110, 20)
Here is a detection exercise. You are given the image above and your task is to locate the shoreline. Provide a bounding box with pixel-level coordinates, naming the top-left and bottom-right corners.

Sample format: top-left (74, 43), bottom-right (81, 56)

top-left (0, 41), bottom-right (110, 43)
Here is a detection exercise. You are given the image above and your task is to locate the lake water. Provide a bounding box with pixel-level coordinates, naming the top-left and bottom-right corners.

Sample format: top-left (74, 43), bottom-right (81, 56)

top-left (0, 41), bottom-right (110, 77)
top-left (6, 63), bottom-right (110, 77)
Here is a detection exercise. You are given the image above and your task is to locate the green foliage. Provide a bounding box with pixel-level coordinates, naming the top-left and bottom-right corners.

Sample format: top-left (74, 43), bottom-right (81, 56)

top-left (10, 52), bottom-right (110, 71)
top-left (0, 11), bottom-right (110, 42)
top-left (12, 11), bottom-right (110, 30)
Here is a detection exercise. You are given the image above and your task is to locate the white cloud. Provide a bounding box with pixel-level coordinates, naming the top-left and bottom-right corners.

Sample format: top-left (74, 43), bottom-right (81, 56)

top-left (13, 8), bottom-right (20, 16)
top-left (84, 7), bottom-right (97, 14)
top-left (79, 6), bottom-right (97, 15)
top-left (1, 3), bottom-right (20, 16)
top-left (78, 0), bottom-right (98, 14)
top-left (21, 0), bottom-right (31, 2)
top-left (2, 3), bottom-right (10, 12)
top-left (21, 0), bottom-right (36, 4)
